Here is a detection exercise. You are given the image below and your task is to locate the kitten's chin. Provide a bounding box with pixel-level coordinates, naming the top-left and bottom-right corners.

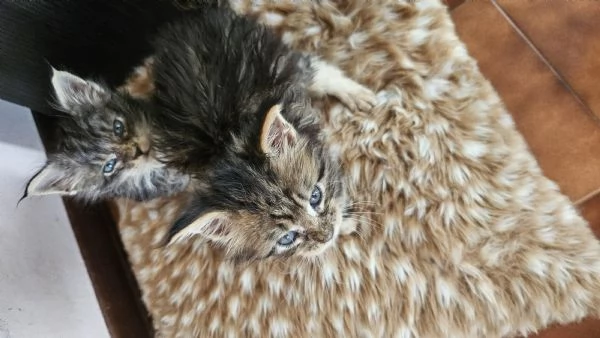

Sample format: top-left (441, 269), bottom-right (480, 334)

top-left (298, 234), bottom-right (336, 258)
top-left (300, 243), bottom-right (334, 258)
top-left (300, 211), bottom-right (349, 258)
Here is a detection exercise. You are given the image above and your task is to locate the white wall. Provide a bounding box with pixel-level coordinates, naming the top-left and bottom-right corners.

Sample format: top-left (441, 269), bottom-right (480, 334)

top-left (0, 99), bottom-right (108, 338)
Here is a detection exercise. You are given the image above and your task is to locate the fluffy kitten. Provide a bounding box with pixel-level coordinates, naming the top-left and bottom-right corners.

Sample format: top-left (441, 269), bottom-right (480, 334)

top-left (23, 69), bottom-right (190, 202)
top-left (145, 8), bottom-right (376, 260)
top-left (25, 6), bottom-right (373, 260)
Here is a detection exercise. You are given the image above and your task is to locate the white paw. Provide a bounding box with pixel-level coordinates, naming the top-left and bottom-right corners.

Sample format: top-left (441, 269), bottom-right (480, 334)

top-left (332, 82), bottom-right (377, 112)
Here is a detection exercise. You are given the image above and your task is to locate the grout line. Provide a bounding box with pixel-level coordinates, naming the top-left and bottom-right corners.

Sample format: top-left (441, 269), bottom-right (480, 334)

top-left (575, 187), bottom-right (600, 206)
top-left (491, 0), bottom-right (600, 125)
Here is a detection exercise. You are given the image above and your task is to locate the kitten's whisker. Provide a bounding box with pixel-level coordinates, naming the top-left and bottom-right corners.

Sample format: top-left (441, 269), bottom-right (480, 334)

top-left (345, 215), bottom-right (385, 230)
top-left (347, 200), bottom-right (378, 206)
top-left (344, 212), bottom-right (384, 220)
top-left (343, 202), bottom-right (379, 213)
top-left (346, 211), bottom-right (383, 215)
top-left (356, 227), bottom-right (369, 241)
top-left (346, 204), bottom-right (377, 209)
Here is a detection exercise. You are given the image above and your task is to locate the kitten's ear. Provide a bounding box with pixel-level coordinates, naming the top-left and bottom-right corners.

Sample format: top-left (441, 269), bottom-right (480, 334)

top-left (25, 163), bottom-right (80, 197)
top-left (166, 211), bottom-right (232, 245)
top-left (259, 104), bottom-right (298, 156)
top-left (50, 68), bottom-right (108, 111)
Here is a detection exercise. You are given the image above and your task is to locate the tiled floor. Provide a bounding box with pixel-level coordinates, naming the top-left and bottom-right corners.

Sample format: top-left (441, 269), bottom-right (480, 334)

top-left (0, 99), bottom-right (109, 338)
top-left (452, 0), bottom-right (600, 203)
top-left (450, 1), bottom-right (600, 336)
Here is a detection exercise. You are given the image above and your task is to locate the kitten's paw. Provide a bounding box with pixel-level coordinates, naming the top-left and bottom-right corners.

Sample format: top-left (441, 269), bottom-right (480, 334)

top-left (333, 83), bottom-right (377, 112)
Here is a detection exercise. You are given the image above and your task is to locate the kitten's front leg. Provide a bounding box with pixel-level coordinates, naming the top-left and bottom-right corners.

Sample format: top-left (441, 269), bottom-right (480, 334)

top-left (308, 58), bottom-right (377, 112)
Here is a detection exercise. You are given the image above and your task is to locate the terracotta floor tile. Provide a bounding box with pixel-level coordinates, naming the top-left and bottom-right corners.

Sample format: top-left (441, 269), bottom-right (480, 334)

top-left (451, 1), bottom-right (600, 202)
top-left (496, 0), bottom-right (600, 122)
top-left (528, 317), bottom-right (600, 338)
top-left (443, 0), bottom-right (466, 10)
top-left (578, 192), bottom-right (600, 239)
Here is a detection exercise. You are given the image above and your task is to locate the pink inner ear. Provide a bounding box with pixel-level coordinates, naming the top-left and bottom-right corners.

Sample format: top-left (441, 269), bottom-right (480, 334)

top-left (284, 127), bottom-right (296, 146)
top-left (53, 70), bottom-right (87, 94)
top-left (260, 105), bottom-right (298, 155)
top-left (68, 80), bottom-right (89, 95)
top-left (207, 219), bottom-right (229, 237)
top-left (268, 116), bottom-right (288, 150)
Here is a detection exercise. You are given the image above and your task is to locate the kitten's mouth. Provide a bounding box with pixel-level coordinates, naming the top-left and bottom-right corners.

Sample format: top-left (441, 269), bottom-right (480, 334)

top-left (301, 212), bottom-right (344, 258)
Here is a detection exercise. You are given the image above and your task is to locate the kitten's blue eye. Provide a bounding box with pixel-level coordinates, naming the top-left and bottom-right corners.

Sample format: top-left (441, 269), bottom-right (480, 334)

top-left (277, 231), bottom-right (298, 246)
top-left (113, 120), bottom-right (125, 137)
top-left (309, 186), bottom-right (322, 209)
top-left (103, 158), bottom-right (117, 174)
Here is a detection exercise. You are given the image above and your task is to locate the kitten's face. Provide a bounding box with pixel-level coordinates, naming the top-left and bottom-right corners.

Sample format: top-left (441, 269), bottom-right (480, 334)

top-left (240, 141), bottom-right (345, 259)
top-left (167, 105), bottom-right (348, 261)
top-left (25, 69), bottom-right (189, 202)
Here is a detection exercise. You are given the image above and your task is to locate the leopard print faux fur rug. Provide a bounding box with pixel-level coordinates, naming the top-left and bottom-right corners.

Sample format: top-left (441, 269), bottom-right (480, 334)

top-left (113, 0), bottom-right (600, 336)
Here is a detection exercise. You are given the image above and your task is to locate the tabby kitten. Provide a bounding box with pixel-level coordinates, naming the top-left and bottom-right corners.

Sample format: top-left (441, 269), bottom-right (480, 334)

top-left (145, 8), bottom-right (375, 260)
top-left (23, 68), bottom-right (190, 202)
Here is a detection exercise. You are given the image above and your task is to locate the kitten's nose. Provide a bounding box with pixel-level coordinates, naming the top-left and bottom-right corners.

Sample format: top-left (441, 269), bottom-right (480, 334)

top-left (134, 146), bottom-right (144, 158)
top-left (135, 137), bottom-right (151, 156)
top-left (307, 229), bottom-right (333, 243)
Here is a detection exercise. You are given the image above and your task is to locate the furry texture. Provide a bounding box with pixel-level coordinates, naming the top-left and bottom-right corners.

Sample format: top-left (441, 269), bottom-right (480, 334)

top-left (139, 7), bottom-right (375, 260)
top-left (113, 0), bottom-right (600, 337)
top-left (148, 8), bottom-right (319, 173)
top-left (25, 6), bottom-right (373, 208)
top-left (24, 69), bottom-right (190, 202)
